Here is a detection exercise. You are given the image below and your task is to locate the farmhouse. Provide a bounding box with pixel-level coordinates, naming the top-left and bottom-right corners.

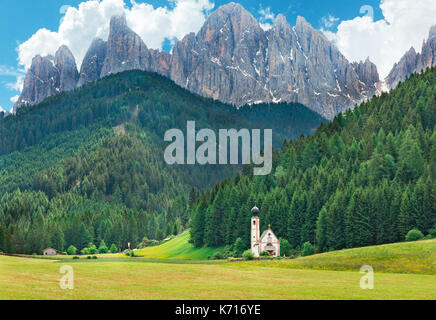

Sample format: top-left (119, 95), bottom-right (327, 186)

top-left (250, 206), bottom-right (280, 257)
top-left (42, 248), bottom-right (58, 256)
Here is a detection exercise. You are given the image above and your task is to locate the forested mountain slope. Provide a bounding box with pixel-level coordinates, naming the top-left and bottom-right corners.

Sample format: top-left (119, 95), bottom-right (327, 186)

top-left (0, 70), bottom-right (325, 254)
top-left (190, 67), bottom-right (436, 251)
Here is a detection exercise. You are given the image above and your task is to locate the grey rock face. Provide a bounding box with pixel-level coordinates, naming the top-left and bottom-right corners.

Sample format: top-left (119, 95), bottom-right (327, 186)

top-left (386, 25), bottom-right (436, 89)
top-left (170, 2), bottom-right (269, 103)
top-left (55, 45), bottom-right (79, 91)
top-left (169, 4), bottom-right (379, 119)
top-left (78, 38), bottom-right (107, 86)
top-left (352, 58), bottom-right (380, 87)
top-left (100, 15), bottom-right (151, 78)
top-left (149, 49), bottom-right (172, 77)
top-left (13, 46), bottom-right (79, 112)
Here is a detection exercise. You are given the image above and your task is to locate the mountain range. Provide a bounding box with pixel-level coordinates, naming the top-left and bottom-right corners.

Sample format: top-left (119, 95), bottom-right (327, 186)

top-left (386, 25), bottom-right (436, 89)
top-left (13, 2), bottom-right (382, 120)
top-left (12, 2), bottom-right (436, 120)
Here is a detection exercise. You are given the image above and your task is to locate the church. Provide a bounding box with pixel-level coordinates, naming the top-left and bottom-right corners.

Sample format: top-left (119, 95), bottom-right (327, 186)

top-left (250, 205), bottom-right (280, 257)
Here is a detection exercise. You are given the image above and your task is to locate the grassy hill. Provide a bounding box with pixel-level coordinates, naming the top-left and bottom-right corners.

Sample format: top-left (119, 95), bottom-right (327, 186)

top-left (239, 239), bottom-right (436, 275)
top-left (134, 231), bottom-right (221, 260)
top-left (132, 231), bottom-right (435, 275)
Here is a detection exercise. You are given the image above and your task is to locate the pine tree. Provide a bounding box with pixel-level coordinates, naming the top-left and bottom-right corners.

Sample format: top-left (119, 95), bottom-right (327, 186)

top-left (315, 207), bottom-right (329, 252)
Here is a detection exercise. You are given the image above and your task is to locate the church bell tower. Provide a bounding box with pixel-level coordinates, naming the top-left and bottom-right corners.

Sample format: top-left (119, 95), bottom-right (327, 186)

top-left (251, 205), bottom-right (260, 257)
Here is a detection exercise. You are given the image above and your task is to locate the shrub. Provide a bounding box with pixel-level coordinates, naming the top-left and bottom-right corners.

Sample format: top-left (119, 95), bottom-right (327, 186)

top-left (89, 245), bottom-right (98, 255)
top-left (213, 251), bottom-right (224, 260)
top-left (428, 226), bottom-right (436, 238)
top-left (73, 256), bottom-right (80, 260)
top-left (242, 250), bottom-right (254, 261)
top-left (234, 238), bottom-right (246, 257)
top-left (301, 242), bottom-right (315, 257)
top-left (110, 244), bottom-right (118, 254)
top-left (124, 249), bottom-right (135, 257)
top-left (92, 255), bottom-right (98, 260)
top-left (67, 245), bottom-right (77, 256)
top-left (260, 251), bottom-right (270, 257)
top-left (405, 229), bottom-right (424, 242)
top-left (98, 240), bottom-right (108, 254)
top-left (279, 238), bottom-right (291, 257)
top-left (87, 256), bottom-right (92, 259)
top-left (81, 248), bottom-right (90, 255)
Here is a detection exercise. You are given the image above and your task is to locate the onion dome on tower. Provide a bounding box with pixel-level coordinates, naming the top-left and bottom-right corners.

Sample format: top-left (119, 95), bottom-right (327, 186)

top-left (251, 205), bottom-right (259, 216)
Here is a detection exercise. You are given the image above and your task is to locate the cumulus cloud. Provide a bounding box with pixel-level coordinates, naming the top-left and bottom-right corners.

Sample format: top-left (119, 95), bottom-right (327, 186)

top-left (10, 95), bottom-right (19, 104)
top-left (258, 7), bottom-right (275, 31)
top-left (324, 0), bottom-right (436, 79)
top-left (0, 65), bottom-right (25, 93)
top-left (320, 14), bottom-right (339, 30)
top-left (17, 0), bottom-right (214, 71)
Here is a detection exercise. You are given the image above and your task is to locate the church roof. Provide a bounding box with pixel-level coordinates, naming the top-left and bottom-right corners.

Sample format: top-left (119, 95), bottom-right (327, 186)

top-left (260, 227), bottom-right (279, 241)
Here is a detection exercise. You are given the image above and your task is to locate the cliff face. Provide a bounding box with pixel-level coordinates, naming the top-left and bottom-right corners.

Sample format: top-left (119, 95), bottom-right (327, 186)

top-left (15, 3), bottom-right (381, 119)
top-left (169, 5), bottom-right (379, 119)
top-left (78, 38), bottom-right (107, 87)
top-left (13, 45), bottom-right (79, 113)
top-left (100, 15), bottom-right (151, 78)
top-left (386, 25), bottom-right (436, 89)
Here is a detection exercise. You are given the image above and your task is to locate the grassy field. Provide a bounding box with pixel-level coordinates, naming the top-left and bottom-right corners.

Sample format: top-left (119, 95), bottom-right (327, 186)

top-left (0, 255), bottom-right (435, 300)
top-left (134, 231), bottom-right (221, 259)
top-left (1, 236), bottom-right (435, 300)
top-left (239, 239), bottom-right (436, 275)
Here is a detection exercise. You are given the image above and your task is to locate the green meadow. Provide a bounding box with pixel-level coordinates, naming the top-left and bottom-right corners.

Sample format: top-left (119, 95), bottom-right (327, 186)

top-left (0, 236), bottom-right (435, 300)
top-left (134, 231), bottom-right (221, 260)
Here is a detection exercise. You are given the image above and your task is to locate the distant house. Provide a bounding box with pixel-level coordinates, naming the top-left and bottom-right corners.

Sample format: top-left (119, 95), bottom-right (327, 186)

top-left (42, 248), bottom-right (58, 256)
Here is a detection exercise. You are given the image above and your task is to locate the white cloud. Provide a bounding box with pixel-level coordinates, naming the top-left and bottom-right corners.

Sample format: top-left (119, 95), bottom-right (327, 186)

top-left (6, 75), bottom-right (24, 92)
top-left (258, 7), bottom-right (275, 31)
top-left (17, 0), bottom-right (214, 71)
top-left (320, 14), bottom-right (339, 30)
top-left (0, 65), bottom-right (25, 77)
top-left (324, 0), bottom-right (436, 79)
top-left (0, 65), bottom-right (25, 98)
top-left (10, 95), bottom-right (19, 104)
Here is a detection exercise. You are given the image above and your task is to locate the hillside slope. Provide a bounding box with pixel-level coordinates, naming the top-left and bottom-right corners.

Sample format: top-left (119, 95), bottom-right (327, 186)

top-left (0, 70), bottom-right (325, 255)
top-left (135, 231), bottom-right (220, 260)
top-left (190, 67), bottom-right (436, 250)
top-left (240, 239), bottom-right (436, 275)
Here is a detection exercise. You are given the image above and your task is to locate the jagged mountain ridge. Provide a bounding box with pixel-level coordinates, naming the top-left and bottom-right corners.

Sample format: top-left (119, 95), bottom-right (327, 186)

top-left (386, 25), bottom-right (436, 89)
top-left (14, 2), bottom-right (380, 119)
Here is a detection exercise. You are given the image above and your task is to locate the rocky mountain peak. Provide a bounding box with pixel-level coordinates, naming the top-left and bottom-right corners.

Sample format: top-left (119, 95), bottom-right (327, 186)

top-left (352, 58), bottom-right (380, 86)
top-left (14, 3), bottom-right (382, 119)
top-left (429, 25), bottom-right (436, 39)
top-left (55, 45), bottom-right (79, 91)
top-left (386, 23), bottom-right (436, 90)
top-left (199, 1), bottom-right (261, 44)
top-left (295, 16), bottom-right (311, 30)
top-left (78, 38), bottom-right (107, 87)
top-left (110, 14), bottom-right (128, 30)
top-left (100, 13), bottom-right (150, 78)
top-left (13, 54), bottom-right (60, 112)
top-left (273, 14), bottom-right (290, 30)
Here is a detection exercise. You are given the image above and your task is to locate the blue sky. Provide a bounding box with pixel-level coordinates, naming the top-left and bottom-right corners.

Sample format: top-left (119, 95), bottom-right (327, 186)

top-left (0, 0), bottom-right (417, 111)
